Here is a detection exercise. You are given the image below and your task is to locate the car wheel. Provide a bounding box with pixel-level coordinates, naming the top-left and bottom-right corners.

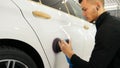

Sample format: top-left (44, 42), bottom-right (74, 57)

top-left (0, 46), bottom-right (38, 68)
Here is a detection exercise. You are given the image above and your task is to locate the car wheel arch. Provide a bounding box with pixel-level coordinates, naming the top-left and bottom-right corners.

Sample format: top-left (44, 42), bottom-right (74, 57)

top-left (0, 39), bottom-right (44, 68)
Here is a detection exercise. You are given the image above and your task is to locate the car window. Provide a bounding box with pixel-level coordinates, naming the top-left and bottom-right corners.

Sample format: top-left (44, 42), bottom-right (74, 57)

top-left (40, 0), bottom-right (69, 14)
top-left (40, 0), bottom-right (84, 19)
top-left (31, 0), bottom-right (39, 2)
top-left (66, 0), bottom-right (84, 18)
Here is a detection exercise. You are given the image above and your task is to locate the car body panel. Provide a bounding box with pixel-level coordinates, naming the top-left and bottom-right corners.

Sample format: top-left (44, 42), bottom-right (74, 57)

top-left (0, 0), bottom-right (96, 68)
top-left (0, 0), bottom-right (50, 68)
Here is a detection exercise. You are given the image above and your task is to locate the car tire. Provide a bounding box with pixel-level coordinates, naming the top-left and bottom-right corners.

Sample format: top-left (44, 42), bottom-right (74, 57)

top-left (0, 46), bottom-right (38, 68)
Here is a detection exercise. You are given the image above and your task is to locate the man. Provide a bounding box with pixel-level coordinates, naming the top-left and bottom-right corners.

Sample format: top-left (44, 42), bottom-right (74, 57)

top-left (59, 0), bottom-right (120, 68)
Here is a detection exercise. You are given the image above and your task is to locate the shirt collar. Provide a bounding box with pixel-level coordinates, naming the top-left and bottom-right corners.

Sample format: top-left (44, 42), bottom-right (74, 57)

top-left (95, 12), bottom-right (110, 30)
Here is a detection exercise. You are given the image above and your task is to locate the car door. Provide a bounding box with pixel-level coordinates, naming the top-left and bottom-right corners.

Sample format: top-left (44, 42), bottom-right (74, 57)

top-left (12, 0), bottom-right (96, 68)
top-left (12, 0), bottom-right (71, 68)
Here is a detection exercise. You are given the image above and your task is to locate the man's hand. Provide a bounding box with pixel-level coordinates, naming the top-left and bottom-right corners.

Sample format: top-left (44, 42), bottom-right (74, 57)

top-left (59, 40), bottom-right (74, 59)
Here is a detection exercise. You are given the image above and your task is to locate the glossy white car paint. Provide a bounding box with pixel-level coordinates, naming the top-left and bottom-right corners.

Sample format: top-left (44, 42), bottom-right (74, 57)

top-left (0, 0), bottom-right (96, 68)
top-left (0, 0), bottom-right (50, 68)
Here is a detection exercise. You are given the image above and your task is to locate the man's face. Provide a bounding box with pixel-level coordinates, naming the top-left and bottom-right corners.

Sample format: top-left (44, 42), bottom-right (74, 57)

top-left (81, 0), bottom-right (98, 23)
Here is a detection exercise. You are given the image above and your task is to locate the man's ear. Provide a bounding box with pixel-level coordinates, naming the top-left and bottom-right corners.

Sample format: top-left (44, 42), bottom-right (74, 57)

top-left (96, 7), bottom-right (99, 11)
top-left (96, 1), bottom-right (101, 10)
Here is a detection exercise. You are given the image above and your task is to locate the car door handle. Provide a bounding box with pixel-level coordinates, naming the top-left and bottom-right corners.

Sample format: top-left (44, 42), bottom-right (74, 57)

top-left (32, 11), bottom-right (51, 19)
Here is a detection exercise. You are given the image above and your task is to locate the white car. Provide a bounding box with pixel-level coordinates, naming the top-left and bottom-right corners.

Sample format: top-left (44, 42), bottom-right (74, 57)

top-left (0, 0), bottom-right (96, 68)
